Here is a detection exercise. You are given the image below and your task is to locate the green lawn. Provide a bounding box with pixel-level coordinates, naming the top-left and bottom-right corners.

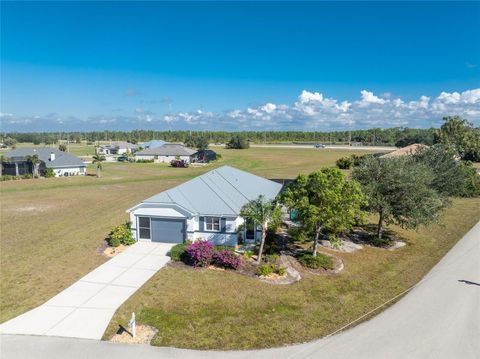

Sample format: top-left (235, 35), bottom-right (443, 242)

top-left (0, 147), bottom-right (373, 322)
top-left (1, 146), bottom-right (478, 350)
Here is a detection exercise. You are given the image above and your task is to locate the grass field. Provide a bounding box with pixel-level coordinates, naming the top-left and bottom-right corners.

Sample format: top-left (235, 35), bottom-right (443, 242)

top-left (1, 146), bottom-right (479, 350)
top-left (0, 146), bottom-right (374, 322)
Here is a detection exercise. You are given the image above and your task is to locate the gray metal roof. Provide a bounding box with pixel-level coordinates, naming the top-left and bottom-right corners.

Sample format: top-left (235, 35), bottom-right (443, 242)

top-left (135, 144), bottom-right (197, 156)
top-left (142, 165), bottom-right (283, 216)
top-left (4, 148), bottom-right (86, 168)
top-left (140, 140), bottom-right (168, 149)
top-left (99, 141), bottom-right (137, 149)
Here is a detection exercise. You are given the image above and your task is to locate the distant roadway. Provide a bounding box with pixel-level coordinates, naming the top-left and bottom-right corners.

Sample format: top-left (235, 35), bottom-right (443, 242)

top-left (210, 143), bottom-right (396, 151)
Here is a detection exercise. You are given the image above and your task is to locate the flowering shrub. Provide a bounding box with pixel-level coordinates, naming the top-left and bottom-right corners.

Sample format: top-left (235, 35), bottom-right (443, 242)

top-left (214, 250), bottom-right (243, 270)
top-left (186, 240), bottom-right (215, 267)
top-left (108, 222), bottom-right (135, 247)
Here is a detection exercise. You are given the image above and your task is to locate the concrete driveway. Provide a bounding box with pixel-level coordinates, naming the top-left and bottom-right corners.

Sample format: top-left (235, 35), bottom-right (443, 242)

top-left (0, 242), bottom-right (173, 340)
top-left (1, 221), bottom-right (478, 359)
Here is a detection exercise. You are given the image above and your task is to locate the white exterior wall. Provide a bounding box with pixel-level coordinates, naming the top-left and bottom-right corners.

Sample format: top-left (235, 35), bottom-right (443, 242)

top-left (135, 155), bottom-right (192, 163)
top-left (53, 167), bottom-right (86, 177)
top-left (128, 206), bottom-right (241, 246)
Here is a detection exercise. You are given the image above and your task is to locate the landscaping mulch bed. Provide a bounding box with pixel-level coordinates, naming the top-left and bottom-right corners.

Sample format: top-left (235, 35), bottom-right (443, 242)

top-left (110, 324), bottom-right (158, 345)
top-left (283, 251), bottom-right (344, 276)
top-left (168, 256), bottom-right (302, 285)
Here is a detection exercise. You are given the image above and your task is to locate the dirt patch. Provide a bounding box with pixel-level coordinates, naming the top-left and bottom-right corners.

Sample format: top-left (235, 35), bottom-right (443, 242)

top-left (110, 324), bottom-right (158, 345)
top-left (103, 245), bottom-right (127, 258)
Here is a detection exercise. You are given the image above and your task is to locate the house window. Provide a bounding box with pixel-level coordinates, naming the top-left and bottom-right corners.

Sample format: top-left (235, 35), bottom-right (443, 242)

top-left (205, 217), bottom-right (220, 231)
top-left (138, 216), bottom-right (151, 239)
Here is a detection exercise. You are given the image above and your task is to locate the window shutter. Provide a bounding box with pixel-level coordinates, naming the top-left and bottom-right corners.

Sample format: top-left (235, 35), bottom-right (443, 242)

top-left (199, 216), bottom-right (205, 231)
top-left (221, 217), bottom-right (227, 232)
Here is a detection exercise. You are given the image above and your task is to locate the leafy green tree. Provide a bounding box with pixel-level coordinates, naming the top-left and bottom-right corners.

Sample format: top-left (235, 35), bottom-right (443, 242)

top-left (353, 156), bottom-right (446, 239)
top-left (280, 168), bottom-right (366, 255)
top-left (412, 144), bottom-right (468, 197)
top-left (3, 137), bottom-right (17, 148)
top-left (226, 135), bottom-right (250, 149)
top-left (26, 154), bottom-right (41, 178)
top-left (58, 144), bottom-right (67, 152)
top-left (458, 162), bottom-right (480, 197)
top-left (195, 136), bottom-right (209, 150)
top-left (0, 154), bottom-right (9, 177)
top-left (240, 195), bottom-right (280, 264)
top-left (438, 116), bottom-right (480, 161)
top-left (92, 154), bottom-right (106, 178)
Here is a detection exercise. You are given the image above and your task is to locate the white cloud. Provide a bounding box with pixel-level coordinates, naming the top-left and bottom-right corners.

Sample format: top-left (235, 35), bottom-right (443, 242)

top-left (2, 88), bottom-right (479, 132)
top-left (358, 90), bottom-right (387, 106)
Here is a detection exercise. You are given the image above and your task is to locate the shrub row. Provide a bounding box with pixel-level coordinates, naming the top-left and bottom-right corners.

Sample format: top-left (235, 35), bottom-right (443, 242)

top-left (256, 263), bottom-right (286, 277)
top-left (171, 240), bottom-right (242, 270)
top-left (135, 159), bottom-right (155, 163)
top-left (298, 253), bottom-right (334, 270)
top-left (1, 174), bottom-right (33, 181)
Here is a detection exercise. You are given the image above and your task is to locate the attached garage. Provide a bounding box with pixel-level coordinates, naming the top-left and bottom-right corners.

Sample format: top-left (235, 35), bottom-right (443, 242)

top-left (137, 216), bottom-right (185, 243)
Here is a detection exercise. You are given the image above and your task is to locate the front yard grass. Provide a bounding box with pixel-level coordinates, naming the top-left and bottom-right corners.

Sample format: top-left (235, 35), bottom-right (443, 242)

top-left (103, 197), bottom-right (479, 349)
top-left (0, 147), bottom-right (371, 322)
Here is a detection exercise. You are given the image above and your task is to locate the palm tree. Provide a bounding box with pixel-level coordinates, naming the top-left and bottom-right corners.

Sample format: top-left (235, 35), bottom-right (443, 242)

top-left (92, 154), bottom-right (106, 178)
top-left (240, 195), bottom-right (280, 264)
top-left (0, 154), bottom-right (9, 177)
top-left (26, 154), bottom-right (41, 178)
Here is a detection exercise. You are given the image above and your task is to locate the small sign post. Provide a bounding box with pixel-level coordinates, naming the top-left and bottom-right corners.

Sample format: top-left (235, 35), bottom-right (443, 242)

top-left (128, 312), bottom-right (136, 338)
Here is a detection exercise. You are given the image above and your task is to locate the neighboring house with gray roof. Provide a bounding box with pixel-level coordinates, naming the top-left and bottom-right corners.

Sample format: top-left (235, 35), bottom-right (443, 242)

top-left (134, 144), bottom-right (198, 164)
top-left (127, 166), bottom-right (283, 246)
top-left (3, 148), bottom-right (86, 177)
top-left (140, 140), bottom-right (168, 149)
top-left (97, 141), bottom-right (137, 155)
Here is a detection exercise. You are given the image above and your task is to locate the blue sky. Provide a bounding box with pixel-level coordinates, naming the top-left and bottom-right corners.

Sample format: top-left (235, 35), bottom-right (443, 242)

top-left (1, 1), bottom-right (479, 132)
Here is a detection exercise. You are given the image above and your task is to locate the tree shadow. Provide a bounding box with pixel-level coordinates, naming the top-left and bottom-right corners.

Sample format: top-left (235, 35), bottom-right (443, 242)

top-left (458, 280), bottom-right (480, 286)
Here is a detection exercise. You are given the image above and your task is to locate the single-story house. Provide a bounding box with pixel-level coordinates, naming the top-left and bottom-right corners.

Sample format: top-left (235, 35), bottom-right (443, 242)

top-left (134, 144), bottom-right (198, 163)
top-left (140, 140), bottom-right (168, 149)
top-left (97, 142), bottom-right (137, 155)
top-left (381, 143), bottom-right (426, 158)
top-left (127, 165), bottom-right (283, 246)
top-left (3, 148), bottom-right (86, 177)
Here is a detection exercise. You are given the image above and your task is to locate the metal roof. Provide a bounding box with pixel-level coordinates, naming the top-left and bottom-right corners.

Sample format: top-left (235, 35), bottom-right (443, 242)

top-left (141, 140), bottom-right (168, 149)
top-left (4, 148), bottom-right (86, 168)
top-left (142, 165), bottom-right (283, 216)
top-left (135, 144), bottom-right (197, 156)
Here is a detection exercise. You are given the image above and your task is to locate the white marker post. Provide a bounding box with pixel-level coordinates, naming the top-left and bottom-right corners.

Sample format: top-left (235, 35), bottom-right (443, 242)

top-left (128, 312), bottom-right (136, 338)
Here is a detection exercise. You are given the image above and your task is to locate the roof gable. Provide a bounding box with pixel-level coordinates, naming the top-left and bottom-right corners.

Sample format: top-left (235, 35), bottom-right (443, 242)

top-left (142, 166), bottom-right (283, 216)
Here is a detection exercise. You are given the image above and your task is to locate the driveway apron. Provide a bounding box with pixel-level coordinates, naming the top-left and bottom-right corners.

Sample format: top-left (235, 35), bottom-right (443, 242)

top-left (0, 242), bottom-right (173, 340)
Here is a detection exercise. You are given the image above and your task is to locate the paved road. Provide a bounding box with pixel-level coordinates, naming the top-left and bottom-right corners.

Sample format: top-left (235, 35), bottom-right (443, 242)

top-left (210, 143), bottom-right (395, 151)
top-left (0, 242), bottom-right (173, 340)
top-left (1, 222), bottom-right (479, 358)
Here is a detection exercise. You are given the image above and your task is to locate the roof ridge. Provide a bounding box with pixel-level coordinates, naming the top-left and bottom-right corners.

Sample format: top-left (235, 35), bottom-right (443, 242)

top-left (198, 175), bottom-right (237, 214)
top-left (214, 168), bottom-right (251, 202)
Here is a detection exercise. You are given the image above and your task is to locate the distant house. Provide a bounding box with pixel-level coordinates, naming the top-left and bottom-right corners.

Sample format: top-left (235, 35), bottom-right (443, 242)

top-left (127, 166), bottom-right (283, 245)
top-left (3, 148), bottom-right (86, 177)
top-left (97, 142), bottom-right (137, 155)
top-left (134, 144), bottom-right (198, 163)
top-left (381, 143), bottom-right (426, 158)
top-left (140, 140), bottom-right (168, 149)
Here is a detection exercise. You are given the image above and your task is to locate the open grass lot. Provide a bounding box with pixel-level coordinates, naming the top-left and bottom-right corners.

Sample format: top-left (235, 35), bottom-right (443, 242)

top-left (0, 147), bottom-right (374, 322)
top-left (1, 146), bottom-right (479, 349)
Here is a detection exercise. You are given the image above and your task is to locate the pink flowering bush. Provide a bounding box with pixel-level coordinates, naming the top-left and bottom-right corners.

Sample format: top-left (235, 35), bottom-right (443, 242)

top-left (214, 250), bottom-right (243, 270)
top-left (185, 240), bottom-right (215, 267)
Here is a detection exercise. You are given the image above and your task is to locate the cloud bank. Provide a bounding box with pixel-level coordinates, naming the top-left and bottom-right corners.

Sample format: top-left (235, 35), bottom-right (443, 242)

top-left (1, 89), bottom-right (479, 132)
